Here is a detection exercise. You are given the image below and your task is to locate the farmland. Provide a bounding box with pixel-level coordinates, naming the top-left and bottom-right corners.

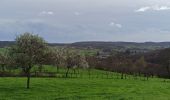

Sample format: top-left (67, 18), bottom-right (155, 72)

top-left (1, 0), bottom-right (170, 99)
top-left (0, 65), bottom-right (169, 100)
top-left (0, 75), bottom-right (170, 100)
top-left (1, 33), bottom-right (170, 100)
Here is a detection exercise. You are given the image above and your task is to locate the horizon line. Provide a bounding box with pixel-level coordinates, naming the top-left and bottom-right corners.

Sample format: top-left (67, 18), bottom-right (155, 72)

top-left (1, 40), bottom-right (170, 44)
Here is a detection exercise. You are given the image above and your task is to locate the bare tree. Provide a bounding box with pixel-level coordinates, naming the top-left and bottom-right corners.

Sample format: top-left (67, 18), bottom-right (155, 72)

top-left (135, 56), bottom-right (147, 78)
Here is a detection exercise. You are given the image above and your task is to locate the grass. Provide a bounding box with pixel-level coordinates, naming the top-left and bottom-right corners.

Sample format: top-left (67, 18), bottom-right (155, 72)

top-left (0, 60), bottom-right (170, 100)
top-left (0, 70), bottom-right (170, 100)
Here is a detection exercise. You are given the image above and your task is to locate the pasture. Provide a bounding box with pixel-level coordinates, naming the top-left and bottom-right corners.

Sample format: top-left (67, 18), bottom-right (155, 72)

top-left (0, 68), bottom-right (170, 100)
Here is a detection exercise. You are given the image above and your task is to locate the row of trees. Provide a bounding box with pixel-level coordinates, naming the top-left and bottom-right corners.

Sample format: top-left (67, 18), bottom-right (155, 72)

top-left (0, 33), bottom-right (89, 89)
top-left (89, 52), bottom-right (166, 80)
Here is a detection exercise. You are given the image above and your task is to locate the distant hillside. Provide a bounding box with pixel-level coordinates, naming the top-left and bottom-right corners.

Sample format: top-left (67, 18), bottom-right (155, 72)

top-left (1, 41), bottom-right (170, 51)
top-left (48, 43), bottom-right (69, 47)
top-left (0, 41), bottom-right (68, 48)
top-left (0, 41), bottom-right (15, 48)
top-left (70, 41), bottom-right (170, 50)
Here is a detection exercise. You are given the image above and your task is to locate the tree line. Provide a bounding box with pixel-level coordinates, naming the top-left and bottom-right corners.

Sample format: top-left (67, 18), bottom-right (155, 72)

top-left (0, 33), bottom-right (89, 89)
top-left (88, 49), bottom-right (170, 80)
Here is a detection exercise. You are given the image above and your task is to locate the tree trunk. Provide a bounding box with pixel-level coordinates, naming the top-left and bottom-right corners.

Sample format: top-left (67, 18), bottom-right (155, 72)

top-left (57, 66), bottom-right (59, 73)
top-left (38, 65), bottom-right (43, 72)
top-left (88, 69), bottom-right (91, 79)
top-left (66, 67), bottom-right (70, 78)
top-left (121, 72), bottom-right (124, 79)
top-left (73, 69), bottom-right (76, 74)
top-left (26, 66), bottom-right (31, 89)
top-left (138, 72), bottom-right (141, 77)
top-left (151, 74), bottom-right (153, 78)
top-left (27, 73), bottom-right (30, 89)
top-left (1, 64), bottom-right (5, 72)
top-left (147, 76), bottom-right (149, 80)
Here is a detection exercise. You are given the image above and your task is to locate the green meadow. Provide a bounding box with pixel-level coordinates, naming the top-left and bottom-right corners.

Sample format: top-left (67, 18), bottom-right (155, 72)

top-left (0, 68), bottom-right (170, 100)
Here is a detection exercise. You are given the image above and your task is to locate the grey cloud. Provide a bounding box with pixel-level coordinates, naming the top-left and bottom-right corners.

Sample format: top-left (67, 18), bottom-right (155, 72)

top-left (0, 0), bottom-right (170, 42)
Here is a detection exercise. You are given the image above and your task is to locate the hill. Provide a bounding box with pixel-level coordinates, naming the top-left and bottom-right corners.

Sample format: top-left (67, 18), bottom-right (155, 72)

top-left (1, 41), bottom-right (170, 51)
top-left (0, 41), bottom-right (15, 48)
top-left (70, 41), bottom-right (170, 50)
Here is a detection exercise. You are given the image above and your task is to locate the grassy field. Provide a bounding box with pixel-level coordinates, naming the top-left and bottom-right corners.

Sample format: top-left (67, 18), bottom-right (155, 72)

top-left (0, 75), bottom-right (170, 100)
top-left (0, 51), bottom-right (170, 100)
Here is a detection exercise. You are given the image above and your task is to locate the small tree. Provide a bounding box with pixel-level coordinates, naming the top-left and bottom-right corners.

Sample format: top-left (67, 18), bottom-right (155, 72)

top-left (0, 49), bottom-right (12, 72)
top-left (0, 52), bottom-right (7, 72)
top-left (64, 49), bottom-right (76, 78)
top-left (63, 49), bottom-right (89, 78)
top-left (50, 47), bottom-right (65, 73)
top-left (74, 54), bottom-right (89, 77)
top-left (156, 48), bottom-right (170, 78)
top-left (86, 56), bottom-right (96, 78)
top-left (135, 56), bottom-right (147, 78)
top-left (9, 33), bottom-right (47, 89)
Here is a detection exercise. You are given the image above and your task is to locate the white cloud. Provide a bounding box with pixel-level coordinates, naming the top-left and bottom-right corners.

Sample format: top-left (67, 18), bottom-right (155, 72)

top-left (135, 5), bottom-right (170, 12)
top-left (109, 22), bottom-right (122, 28)
top-left (39, 11), bottom-right (54, 15)
top-left (135, 7), bottom-right (151, 12)
top-left (153, 6), bottom-right (170, 11)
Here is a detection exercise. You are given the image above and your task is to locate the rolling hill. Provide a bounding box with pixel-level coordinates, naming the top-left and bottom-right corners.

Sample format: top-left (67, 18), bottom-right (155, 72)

top-left (1, 41), bottom-right (170, 51)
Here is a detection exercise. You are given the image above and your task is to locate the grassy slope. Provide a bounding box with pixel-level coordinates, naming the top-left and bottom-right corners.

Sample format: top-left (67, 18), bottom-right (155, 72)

top-left (0, 50), bottom-right (169, 100)
top-left (0, 74), bottom-right (170, 100)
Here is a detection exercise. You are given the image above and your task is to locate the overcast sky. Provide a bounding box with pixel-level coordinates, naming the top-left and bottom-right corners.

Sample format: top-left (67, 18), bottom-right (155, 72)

top-left (0, 0), bottom-right (170, 43)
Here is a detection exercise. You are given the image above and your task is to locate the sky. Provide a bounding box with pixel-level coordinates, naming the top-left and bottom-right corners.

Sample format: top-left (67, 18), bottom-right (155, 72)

top-left (0, 0), bottom-right (170, 43)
